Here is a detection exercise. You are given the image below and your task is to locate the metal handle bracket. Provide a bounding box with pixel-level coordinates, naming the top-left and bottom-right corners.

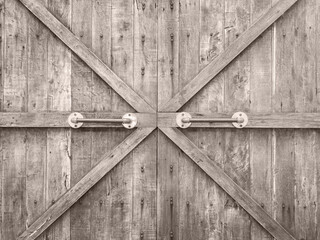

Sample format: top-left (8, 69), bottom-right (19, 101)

top-left (176, 112), bottom-right (248, 129)
top-left (68, 112), bottom-right (137, 129)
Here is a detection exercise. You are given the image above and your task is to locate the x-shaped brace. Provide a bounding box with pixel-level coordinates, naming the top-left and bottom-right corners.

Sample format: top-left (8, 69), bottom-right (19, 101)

top-left (16, 0), bottom-right (299, 239)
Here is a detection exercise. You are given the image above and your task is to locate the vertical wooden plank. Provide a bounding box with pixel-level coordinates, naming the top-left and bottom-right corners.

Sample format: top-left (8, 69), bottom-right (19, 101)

top-left (46, 0), bottom-right (71, 239)
top-left (157, 0), bottom-right (179, 107)
top-left (249, 0), bottom-right (273, 239)
top-left (2, 129), bottom-right (27, 240)
top-left (273, 1), bottom-right (296, 237)
top-left (223, 0), bottom-right (251, 239)
top-left (132, 1), bottom-right (157, 239)
top-left (157, 130), bottom-right (180, 240)
top-left (197, 0), bottom-right (225, 239)
top-left (293, 1), bottom-right (317, 239)
top-left (157, 1), bottom-right (180, 237)
top-left (133, 0), bottom-right (157, 109)
top-left (111, 0), bottom-right (134, 112)
top-left (91, 0), bottom-right (112, 112)
top-left (178, 0), bottom-right (200, 239)
top-left (70, 1), bottom-right (92, 239)
top-left (0, 0), bottom-right (5, 111)
top-left (90, 1), bottom-right (113, 239)
top-left (110, 0), bottom-right (134, 238)
top-left (3, 0), bottom-right (28, 112)
top-left (26, 2), bottom-right (48, 239)
top-left (3, 0), bottom-right (28, 239)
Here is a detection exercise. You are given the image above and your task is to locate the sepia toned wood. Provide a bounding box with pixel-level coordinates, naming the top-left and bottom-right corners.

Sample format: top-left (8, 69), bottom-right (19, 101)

top-left (160, 127), bottom-right (297, 240)
top-left (132, 1), bottom-right (158, 239)
top-left (158, 112), bottom-right (320, 128)
top-left (18, 127), bottom-right (154, 240)
top-left (0, 112), bottom-right (156, 128)
top-left (159, 0), bottom-right (298, 112)
top-left (18, 0), bottom-right (155, 113)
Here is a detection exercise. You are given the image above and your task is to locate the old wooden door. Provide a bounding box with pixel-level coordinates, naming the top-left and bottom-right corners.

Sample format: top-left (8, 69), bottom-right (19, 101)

top-left (1, 0), bottom-right (319, 240)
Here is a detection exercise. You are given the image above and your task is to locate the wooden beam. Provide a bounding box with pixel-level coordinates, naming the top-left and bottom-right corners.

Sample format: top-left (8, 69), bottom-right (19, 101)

top-left (18, 0), bottom-right (155, 113)
top-left (158, 112), bottom-right (320, 128)
top-left (160, 127), bottom-right (297, 240)
top-left (18, 127), bottom-right (155, 240)
top-left (159, 0), bottom-right (298, 112)
top-left (0, 112), bottom-right (156, 128)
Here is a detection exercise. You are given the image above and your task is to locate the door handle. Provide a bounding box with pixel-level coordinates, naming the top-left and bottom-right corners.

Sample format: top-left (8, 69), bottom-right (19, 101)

top-left (176, 112), bottom-right (248, 129)
top-left (68, 112), bottom-right (137, 129)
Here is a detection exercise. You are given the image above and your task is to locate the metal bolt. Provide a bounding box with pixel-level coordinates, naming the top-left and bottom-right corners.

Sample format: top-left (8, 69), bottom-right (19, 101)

top-left (186, 201), bottom-right (190, 206)
top-left (142, 3), bottom-right (146, 10)
top-left (140, 231), bottom-right (144, 239)
top-left (282, 203), bottom-right (285, 209)
top-left (261, 203), bottom-right (264, 208)
top-left (170, 67), bottom-right (174, 75)
top-left (141, 198), bottom-right (144, 205)
top-left (141, 166), bottom-right (145, 172)
top-left (170, 231), bottom-right (174, 239)
top-left (170, 1), bottom-right (174, 9)
top-left (210, 33), bottom-right (213, 37)
top-left (141, 67), bottom-right (145, 75)
top-left (121, 200), bottom-right (124, 205)
top-left (170, 33), bottom-right (174, 42)
top-left (141, 34), bottom-right (145, 43)
top-left (170, 165), bottom-right (173, 172)
top-left (170, 197), bottom-right (173, 205)
top-left (187, 32), bottom-right (190, 37)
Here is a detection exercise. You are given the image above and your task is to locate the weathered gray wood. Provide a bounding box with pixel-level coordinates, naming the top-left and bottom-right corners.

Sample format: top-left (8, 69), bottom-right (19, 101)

top-left (0, 112), bottom-right (156, 128)
top-left (159, 0), bottom-right (298, 112)
top-left (18, 127), bottom-right (154, 240)
top-left (18, 0), bottom-right (155, 113)
top-left (158, 112), bottom-right (320, 128)
top-left (160, 127), bottom-right (297, 240)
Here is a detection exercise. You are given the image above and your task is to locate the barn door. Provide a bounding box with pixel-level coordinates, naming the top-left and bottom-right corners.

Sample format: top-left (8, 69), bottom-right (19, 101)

top-left (157, 0), bottom-right (318, 240)
top-left (2, 0), bottom-right (157, 239)
top-left (2, 0), bottom-right (319, 240)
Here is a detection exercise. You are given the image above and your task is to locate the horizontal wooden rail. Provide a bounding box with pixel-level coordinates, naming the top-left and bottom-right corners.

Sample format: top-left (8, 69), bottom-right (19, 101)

top-left (160, 127), bottom-right (297, 240)
top-left (158, 112), bottom-right (320, 128)
top-left (0, 112), bottom-right (156, 128)
top-left (18, 127), bottom-right (155, 240)
top-left (159, 0), bottom-right (298, 112)
top-left (19, 0), bottom-right (155, 113)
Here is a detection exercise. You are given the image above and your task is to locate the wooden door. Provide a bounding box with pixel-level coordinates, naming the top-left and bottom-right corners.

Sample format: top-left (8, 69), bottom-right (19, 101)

top-left (1, 0), bottom-right (318, 240)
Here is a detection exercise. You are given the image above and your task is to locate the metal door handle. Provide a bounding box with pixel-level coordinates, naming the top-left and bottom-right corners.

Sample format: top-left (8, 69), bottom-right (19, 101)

top-left (176, 112), bottom-right (248, 129)
top-left (68, 112), bottom-right (137, 129)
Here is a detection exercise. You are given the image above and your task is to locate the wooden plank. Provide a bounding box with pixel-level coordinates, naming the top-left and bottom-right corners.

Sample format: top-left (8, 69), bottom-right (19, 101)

top-left (69, 1), bottom-right (92, 239)
top-left (45, 1), bottom-right (72, 239)
top-left (249, 0), bottom-right (273, 239)
top-left (0, 0), bottom-right (4, 111)
top-left (133, 0), bottom-right (157, 109)
top-left (2, 129), bottom-right (27, 239)
top-left (157, 130), bottom-right (180, 240)
top-left (160, 127), bottom-right (297, 240)
top-left (2, 1), bottom-right (28, 239)
top-left (177, 0), bottom-right (201, 239)
top-left (196, 1), bottom-right (225, 238)
top-left (0, 112), bottom-right (156, 128)
top-left (159, 0), bottom-right (298, 112)
top-left (158, 112), bottom-right (320, 128)
top-left (18, 127), bottom-right (154, 240)
top-left (110, 1), bottom-right (135, 238)
top-left (132, 1), bottom-right (157, 239)
top-left (157, 0), bottom-right (179, 107)
top-left (18, 0), bottom-right (155, 113)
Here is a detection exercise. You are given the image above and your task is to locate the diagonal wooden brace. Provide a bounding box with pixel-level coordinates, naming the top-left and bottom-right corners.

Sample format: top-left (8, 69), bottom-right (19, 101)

top-left (18, 127), bottom-right (155, 240)
top-left (160, 127), bottom-right (297, 240)
top-left (159, 0), bottom-right (299, 112)
top-left (18, 0), bottom-right (155, 113)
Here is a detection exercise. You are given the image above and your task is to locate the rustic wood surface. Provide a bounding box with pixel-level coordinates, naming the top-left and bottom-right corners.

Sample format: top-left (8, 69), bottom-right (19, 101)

top-left (2, 0), bottom-right (320, 240)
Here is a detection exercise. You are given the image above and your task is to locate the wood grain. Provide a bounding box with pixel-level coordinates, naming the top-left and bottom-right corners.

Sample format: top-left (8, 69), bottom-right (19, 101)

top-left (160, 127), bottom-right (297, 240)
top-left (158, 112), bottom-right (320, 128)
top-left (18, 0), bottom-right (155, 113)
top-left (18, 127), bottom-right (154, 240)
top-left (159, 0), bottom-right (298, 112)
